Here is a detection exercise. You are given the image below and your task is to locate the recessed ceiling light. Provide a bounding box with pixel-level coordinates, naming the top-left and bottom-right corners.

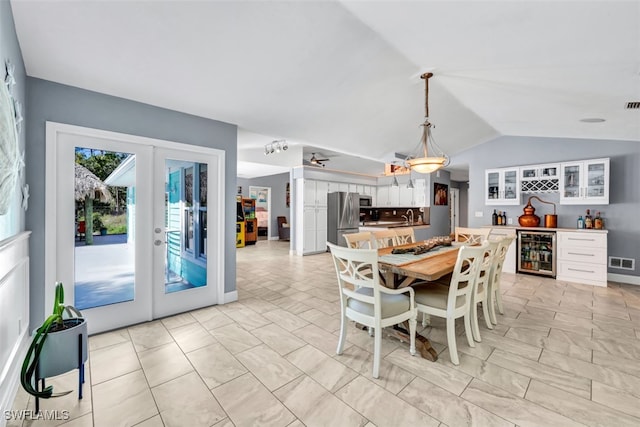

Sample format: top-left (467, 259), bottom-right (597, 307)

top-left (579, 118), bottom-right (606, 123)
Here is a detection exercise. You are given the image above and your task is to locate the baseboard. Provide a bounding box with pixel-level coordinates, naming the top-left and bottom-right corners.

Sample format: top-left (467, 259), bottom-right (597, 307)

top-left (608, 273), bottom-right (640, 286)
top-left (0, 330), bottom-right (29, 424)
top-left (223, 291), bottom-right (238, 304)
top-left (269, 236), bottom-right (279, 241)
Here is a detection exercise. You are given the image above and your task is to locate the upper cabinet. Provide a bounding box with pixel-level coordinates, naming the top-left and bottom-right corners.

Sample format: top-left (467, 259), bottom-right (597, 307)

top-left (520, 164), bottom-right (560, 194)
top-left (303, 180), bottom-right (329, 207)
top-left (485, 167), bottom-right (520, 205)
top-left (560, 158), bottom-right (609, 205)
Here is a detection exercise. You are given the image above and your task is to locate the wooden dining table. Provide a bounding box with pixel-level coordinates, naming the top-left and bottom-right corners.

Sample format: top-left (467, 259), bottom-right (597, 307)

top-left (376, 241), bottom-right (461, 362)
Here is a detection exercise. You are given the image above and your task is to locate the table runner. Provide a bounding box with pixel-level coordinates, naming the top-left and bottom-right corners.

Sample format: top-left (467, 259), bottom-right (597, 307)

top-left (379, 244), bottom-right (458, 267)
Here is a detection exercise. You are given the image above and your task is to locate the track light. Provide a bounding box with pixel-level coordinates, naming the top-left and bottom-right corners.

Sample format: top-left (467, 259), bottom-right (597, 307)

top-left (263, 140), bottom-right (288, 156)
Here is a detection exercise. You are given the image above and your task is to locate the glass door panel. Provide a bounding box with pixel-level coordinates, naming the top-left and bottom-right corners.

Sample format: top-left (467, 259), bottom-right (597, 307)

top-left (503, 170), bottom-right (518, 201)
top-left (153, 148), bottom-right (220, 319)
top-left (586, 162), bottom-right (605, 198)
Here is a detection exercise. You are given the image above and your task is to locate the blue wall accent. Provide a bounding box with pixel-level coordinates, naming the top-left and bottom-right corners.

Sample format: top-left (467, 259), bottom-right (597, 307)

top-left (25, 78), bottom-right (238, 327)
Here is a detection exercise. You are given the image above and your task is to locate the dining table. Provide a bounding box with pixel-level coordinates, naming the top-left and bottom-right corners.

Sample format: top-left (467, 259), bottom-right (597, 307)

top-left (376, 241), bottom-right (460, 362)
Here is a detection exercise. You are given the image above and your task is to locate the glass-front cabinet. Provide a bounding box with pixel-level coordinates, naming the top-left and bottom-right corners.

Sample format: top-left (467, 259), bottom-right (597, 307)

top-left (559, 158), bottom-right (609, 205)
top-left (485, 167), bottom-right (520, 205)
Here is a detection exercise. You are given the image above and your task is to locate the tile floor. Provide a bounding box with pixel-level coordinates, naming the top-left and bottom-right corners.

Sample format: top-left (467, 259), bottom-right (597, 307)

top-left (9, 240), bottom-right (640, 427)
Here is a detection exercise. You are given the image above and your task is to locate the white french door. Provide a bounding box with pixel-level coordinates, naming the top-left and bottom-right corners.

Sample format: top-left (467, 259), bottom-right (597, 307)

top-left (46, 123), bottom-right (225, 334)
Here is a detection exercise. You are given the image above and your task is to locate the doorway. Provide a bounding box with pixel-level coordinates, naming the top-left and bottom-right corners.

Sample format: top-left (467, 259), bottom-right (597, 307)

top-left (249, 186), bottom-right (271, 240)
top-left (45, 122), bottom-right (225, 334)
top-left (450, 187), bottom-right (460, 234)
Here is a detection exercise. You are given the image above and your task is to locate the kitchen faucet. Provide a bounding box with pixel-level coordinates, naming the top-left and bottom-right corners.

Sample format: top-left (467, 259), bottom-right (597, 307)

top-left (406, 209), bottom-right (414, 225)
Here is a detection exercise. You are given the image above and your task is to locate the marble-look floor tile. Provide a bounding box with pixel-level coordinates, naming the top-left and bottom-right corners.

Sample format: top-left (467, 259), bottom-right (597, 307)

top-left (548, 328), bottom-right (640, 360)
top-left (270, 295), bottom-right (313, 314)
top-left (286, 345), bottom-right (359, 393)
top-left (461, 379), bottom-right (584, 427)
top-left (92, 370), bottom-right (158, 427)
top-left (336, 345), bottom-right (416, 394)
top-left (224, 306), bottom-right (273, 330)
top-left (471, 328), bottom-right (542, 361)
top-left (169, 321), bottom-right (217, 353)
top-left (398, 377), bottom-right (514, 427)
top-left (133, 415), bottom-right (165, 427)
top-left (236, 344), bottom-right (302, 391)
top-left (539, 349), bottom-right (640, 399)
top-left (192, 306), bottom-right (235, 330)
top-left (341, 324), bottom-right (400, 357)
top-left (238, 297), bottom-right (279, 314)
top-left (293, 323), bottom-right (351, 356)
top-left (525, 379), bottom-right (640, 427)
top-left (275, 375), bottom-right (367, 427)
top-left (209, 323), bottom-right (263, 354)
top-left (152, 371), bottom-right (226, 427)
top-left (505, 327), bottom-right (592, 362)
top-left (88, 329), bottom-right (130, 351)
top-left (160, 312), bottom-right (196, 330)
top-left (384, 348), bottom-right (472, 396)
top-left (592, 349), bottom-right (640, 377)
top-left (212, 374), bottom-right (295, 427)
top-left (592, 380), bottom-right (640, 419)
top-left (252, 323), bottom-right (306, 356)
top-left (299, 308), bottom-right (341, 332)
top-left (90, 340), bottom-right (140, 384)
top-left (128, 321), bottom-right (174, 352)
top-left (262, 308), bottom-right (310, 331)
top-left (488, 349), bottom-right (591, 399)
top-left (138, 342), bottom-right (193, 387)
top-left (187, 342), bottom-right (247, 388)
top-left (335, 376), bottom-right (439, 427)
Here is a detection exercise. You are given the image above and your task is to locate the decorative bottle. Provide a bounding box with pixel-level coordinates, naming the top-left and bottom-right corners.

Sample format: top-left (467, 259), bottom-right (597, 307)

top-left (497, 211), bottom-right (502, 225)
top-left (594, 211), bottom-right (603, 229)
top-left (492, 209), bottom-right (498, 226)
top-left (585, 209), bottom-right (593, 229)
top-left (577, 215), bottom-right (584, 229)
top-left (501, 211), bottom-right (507, 225)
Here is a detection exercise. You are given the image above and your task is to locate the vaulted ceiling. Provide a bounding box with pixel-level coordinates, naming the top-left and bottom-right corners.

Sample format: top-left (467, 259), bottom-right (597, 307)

top-left (11, 1), bottom-right (640, 178)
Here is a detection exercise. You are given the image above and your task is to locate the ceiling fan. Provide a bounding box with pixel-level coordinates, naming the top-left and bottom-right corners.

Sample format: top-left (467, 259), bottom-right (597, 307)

top-left (307, 152), bottom-right (330, 167)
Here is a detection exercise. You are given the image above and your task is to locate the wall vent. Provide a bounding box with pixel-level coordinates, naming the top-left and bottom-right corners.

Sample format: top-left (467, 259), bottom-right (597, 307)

top-left (626, 101), bottom-right (640, 109)
top-left (609, 256), bottom-right (635, 270)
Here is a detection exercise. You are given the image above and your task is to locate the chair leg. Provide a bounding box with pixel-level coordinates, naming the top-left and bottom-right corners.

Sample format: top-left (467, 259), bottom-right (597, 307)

top-left (408, 317), bottom-right (417, 356)
top-left (421, 312), bottom-right (430, 327)
top-left (488, 288), bottom-right (498, 325)
top-left (463, 313), bottom-right (475, 348)
top-left (496, 287), bottom-right (505, 315)
top-left (372, 327), bottom-right (382, 378)
top-left (336, 312), bottom-right (347, 355)
top-left (368, 326), bottom-right (374, 337)
top-left (471, 299), bottom-right (481, 342)
top-left (446, 317), bottom-right (459, 365)
top-left (482, 299), bottom-right (493, 330)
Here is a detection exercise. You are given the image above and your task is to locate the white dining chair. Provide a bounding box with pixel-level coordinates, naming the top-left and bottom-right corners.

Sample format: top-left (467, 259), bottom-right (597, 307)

top-left (344, 231), bottom-right (375, 249)
top-left (470, 240), bottom-right (499, 342)
top-left (327, 242), bottom-right (417, 378)
top-left (372, 229), bottom-right (398, 248)
top-left (454, 227), bottom-right (490, 245)
top-left (393, 227), bottom-right (415, 245)
top-left (413, 242), bottom-right (488, 365)
top-left (487, 235), bottom-right (515, 325)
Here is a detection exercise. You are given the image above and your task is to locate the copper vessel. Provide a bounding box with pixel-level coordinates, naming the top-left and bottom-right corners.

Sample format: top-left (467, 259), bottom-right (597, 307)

top-left (518, 196), bottom-right (557, 228)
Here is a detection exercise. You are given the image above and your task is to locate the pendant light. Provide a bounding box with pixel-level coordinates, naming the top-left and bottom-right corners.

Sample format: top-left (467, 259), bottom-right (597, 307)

top-left (406, 72), bottom-right (450, 174)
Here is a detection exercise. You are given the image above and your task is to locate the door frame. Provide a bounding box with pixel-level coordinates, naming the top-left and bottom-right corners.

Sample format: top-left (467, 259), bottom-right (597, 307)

top-left (449, 187), bottom-right (460, 234)
top-left (45, 122), bottom-right (226, 331)
top-left (249, 185), bottom-right (271, 240)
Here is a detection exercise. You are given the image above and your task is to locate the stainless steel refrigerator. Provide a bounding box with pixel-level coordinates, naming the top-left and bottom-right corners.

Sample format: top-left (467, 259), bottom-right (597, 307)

top-left (327, 192), bottom-right (360, 247)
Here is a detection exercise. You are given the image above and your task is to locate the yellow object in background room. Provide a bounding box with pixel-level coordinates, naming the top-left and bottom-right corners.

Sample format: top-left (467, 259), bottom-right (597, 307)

top-left (236, 221), bottom-right (245, 247)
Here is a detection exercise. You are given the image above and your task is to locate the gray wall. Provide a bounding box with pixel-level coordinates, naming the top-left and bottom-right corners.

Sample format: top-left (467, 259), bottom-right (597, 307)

top-left (0, 0), bottom-right (26, 241)
top-left (451, 135), bottom-right (640, 277)
top-left (26, 78), bottom-right (238, 327)
top-left (237, 173), bottom-right (291, 238)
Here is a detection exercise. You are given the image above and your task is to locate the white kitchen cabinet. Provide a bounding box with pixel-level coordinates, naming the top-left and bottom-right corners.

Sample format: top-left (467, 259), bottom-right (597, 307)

top-left (303, 179), bottom-right (329, 207)
top-left (556, 231), bottom-right (608, 286)
top-left (487, 227), bottom-right (517, 274)
top-left (338, 183), bottom-right (349, 192)
top-left (485, 167), bottom-right (520, 205)
top-left (413, 179), bottom-right (427, 207)
top-left (520, 163), bottom-right (560, 194)
top-left (389, 186), bottom-right (400, 206)
top-left (399, 185), bottom-right (413, 206)
top-left (348, 184), bottom-right (358, 193)
top-left (302, 207), bottom-right (328, 254)
top-left (376, 186), bottom-right (389, 207)
top-left (559, 158), bottom-right (609, 205)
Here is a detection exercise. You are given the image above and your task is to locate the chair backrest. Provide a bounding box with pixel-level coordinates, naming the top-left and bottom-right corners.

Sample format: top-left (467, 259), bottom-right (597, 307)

top-left (372, 229), bottom-right (398, 248)
top-left (490, 235), bottom-right (515, 285)
top-left (343, 231), bottom-right (375, 249)
top-left (455, 227), bottom-right (491, 245)
top-left (447, 242), bottom-right (489, 311)
top-left (394, 227), bottom-right (415, 245)
top-left (277, 216), bottom-right (287, 228)
top-left (477, 240), bottom-right (499, 294)
top-left (327, 242), bottom-right (383, 316)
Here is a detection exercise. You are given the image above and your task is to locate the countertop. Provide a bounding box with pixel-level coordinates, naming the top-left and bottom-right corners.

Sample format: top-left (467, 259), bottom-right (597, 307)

top-left (483, 225), bottom-right (608, 234)
top-left (360, 221), bottom-right (430, 230)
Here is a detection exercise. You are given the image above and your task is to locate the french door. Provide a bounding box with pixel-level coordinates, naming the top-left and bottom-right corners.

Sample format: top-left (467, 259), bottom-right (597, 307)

top-left (46, 123), bottom-right (224, 334)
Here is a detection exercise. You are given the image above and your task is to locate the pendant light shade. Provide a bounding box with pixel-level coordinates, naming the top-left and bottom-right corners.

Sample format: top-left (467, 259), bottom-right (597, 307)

top-left (406, 72), bottom-right (449, 174)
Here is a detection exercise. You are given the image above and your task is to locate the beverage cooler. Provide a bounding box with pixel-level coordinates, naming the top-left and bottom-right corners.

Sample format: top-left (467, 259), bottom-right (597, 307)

top-left (517, 230), bottom-right (556, 277)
